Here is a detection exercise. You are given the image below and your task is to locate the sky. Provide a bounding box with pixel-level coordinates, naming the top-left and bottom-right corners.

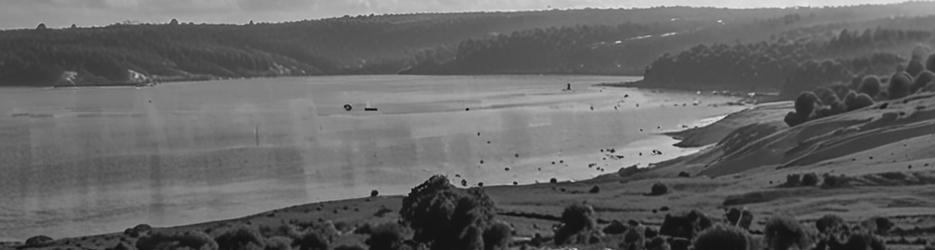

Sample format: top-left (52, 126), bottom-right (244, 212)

top-left (0, 0), bottom-right (910, 29)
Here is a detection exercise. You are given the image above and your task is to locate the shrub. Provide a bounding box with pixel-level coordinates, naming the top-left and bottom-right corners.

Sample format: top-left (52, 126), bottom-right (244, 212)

top-left (801, 173), bottom-right (819, 186)
top-left (859, 76), bottom-right (882, 98)
top-left (692, 224), bottom-right (754, 250)
top-left (216, 226), bottom-right (265, 250)
top-left (764, 215), bottom-right (811, 250)
top-left (826, 233), bottom-right (885, 250)
top-left (821, 174), bottom-right (850, 188)
top-left (294, 232), bottom-right (330, 250)
top-left (927, 54), bottom-right (935, 72)
top-left (784, 174), bottom-right (802, 187)
top-left (846, 93), bottom-right (874, 111)
top-left (907, 59), bottom-right (925, 77)
top-left (815, 214), bottom-right (846, 235)
top-left (136, 231), bottom-right (219, 250)
top-left (784, 112), bottom-right (806, 127)
top-left (603, 220), bottom-right (629, 235)
top-left (659, 210), bottom-right (713, 239)
top-left (399, 175), bottom-right (497, 250)
top-left (620, 226), bottom-right (646, 250)
top-left (650, 183), bottom-right (669, 195)
top-left (725, 208), bottom-right (754, 229)
top-left (589, 185), bottom-right (600, 194)
top-left (913, 71), bottom-right (935, 93)
top-left (863, 217), bottom-right (894, 236)
top-left (366, 223), bottom-right (408, 250)
top-left (795, 92), bottom-right (820, 119)
top-left (107, 242), bottom-right (136, 250)
top-left (483, 222), bottom-right (512, 250)
top-left (24, 235), bottom-right (54, 248)
top-left (554, 202), bottom-right (599, 245)
top-left (888, 72), bottom-right (913, 99)
top-left (264, 237), bottom-right (292, 250)
top-left (814, 88), bottom-right (838, 106)
top-left (335, 245), bottom-right (367, 250)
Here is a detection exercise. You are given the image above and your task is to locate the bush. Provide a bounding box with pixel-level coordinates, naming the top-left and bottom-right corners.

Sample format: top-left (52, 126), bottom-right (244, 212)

top-left (814, 88), bottom-right (838, 106)
top-left (589, 185), bottom-right (600, 194)
top-left (24, 235), bottom-right (54, 248)
top-left (216, 226), bottom-right (265, 250)
top-left (335, 245), bottom-right (367, 250)
top-left (888, 72), bottom-right (913, 99)
top-left (620, 226), bottom-right (646, 250)
top-left (659, 210), bottom-right (713, 239)
top-left (859, 76), bottom-right (882, 98)
top-left (825, 233), bottom-right (885, 250)
top-left (650, 183), bottom-right (669, 195)
top-left (136, 231), bottom-right (219, 250)
top-left (801, 173), bottom-right (819, 186)
top-left (107, 242), bottom-right (137, 250)
top-left (784, 174), bottom-right (801, 187)
top-left (483, 222), bottom-right (512, 250)
top-left (863, 217), bottom-right (894, 236)
top-left (555, 202), bottom-right (599, 245)
top-left (264, 237), bottom-right (293, 250)
top-left (603, 220), bottom-right (629, 235)
top-left (692, 224), bottom-right (754, 250)
top-left (795, 91), bottom-right (821, 119)
top-left (366, 223), bottom-right (408, 250)
top-left (725, 208), bottom-right (754, 229)
top-left (784, 111), bottom-right (806, 127)
top-left (294, 232), bottom-right (330, 250)
top-left (399, 175), bottom-right (497, 250)
top-left (913, 71), bottom-right (935, 93)
top-left (846, 93), bottom-right (874, 111)
top-left (821, 174), bottom-right (850, 188)
top-left (815, 214), bottom-right (846, 235)
top-left (927, 54), bottom-right (935, 72)
top-left (907, 59), bottom-right (925, 77)
top-left (764, 216), bottom-right (811, 250)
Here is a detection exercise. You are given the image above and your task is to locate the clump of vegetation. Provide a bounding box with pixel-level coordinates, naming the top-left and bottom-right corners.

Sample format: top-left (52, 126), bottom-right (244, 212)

top-left (764, 215), bottom-right (811, 250)
top-left (862, 217), bottom-right (894, 236)
top-left (366, 223), bottom-right (408, 250)
top-left (399, 175), bottom-right (499, 250)
top-left (294, 231), bottom-right (330, 250)
top-left (796, 91), bottom-right (820, 117)
top-left (619, 226), bottom-right (646, 250)
top-left (24, 235), bottom-right (54, 248)
top-left (554, 202), bottom-right (601, 245)
top-left (725, 208), bottom-right (754, 229)
top-left (264, 237), bottom-right (293, 250)
top-left (912, 70), bottom-right (935, 93)
top-left (859, 76), bottom-right (882, 98)
top-left (483, 222), bottom-right (512, 250)
top-left (215, 225), bottom-right (265, 250)
top-left (650, 183), bottom-right (669, 195)
top-left (660, 210), bottom-right (713, 239)
top-left (692, 224), bottom-right (754, 250)
top-left (821, 174), bottom-right (851, 188)
top-left (888, 72), bottom-right (913, 99)
top-left (801, 173), bottom-right (819, 186)
top-left (815, 214), bottom-right (846, 234)
top-left (784, 111), bottom-right (807, 127)
top-left (844, 92), bottom-right (874, 111)
top-left (334, 245), bottom-right (367, 250)
top-left (603, 220), bottom-right (629, 235)
top-left (136, 231), bottom-right (219, 250)
top-left (783, 174), bottom-right (802, 187)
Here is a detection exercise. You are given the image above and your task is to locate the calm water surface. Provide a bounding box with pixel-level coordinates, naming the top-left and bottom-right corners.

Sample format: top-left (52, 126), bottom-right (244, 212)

top-left (0, 75), bottom-right (743, 239)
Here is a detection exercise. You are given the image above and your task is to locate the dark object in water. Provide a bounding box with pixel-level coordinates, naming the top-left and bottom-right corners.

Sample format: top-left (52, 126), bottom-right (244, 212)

top-left (344, 104), bottom-right (353, 111)
top-left (364, 107), bottom-right (378, 111)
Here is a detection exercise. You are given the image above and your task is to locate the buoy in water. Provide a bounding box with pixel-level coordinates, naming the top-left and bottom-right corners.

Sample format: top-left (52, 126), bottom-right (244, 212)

top-left (343, 104), bottom-right (353, 111)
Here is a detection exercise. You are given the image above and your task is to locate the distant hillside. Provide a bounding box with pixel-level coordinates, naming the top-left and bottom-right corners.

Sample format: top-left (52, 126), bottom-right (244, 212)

top-left (6, 2), bottom-right (935, 86)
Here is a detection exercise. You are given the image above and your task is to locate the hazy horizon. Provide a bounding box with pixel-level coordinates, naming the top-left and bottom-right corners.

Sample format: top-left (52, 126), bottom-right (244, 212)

top-left (0, 0), bottom-right (910, 29)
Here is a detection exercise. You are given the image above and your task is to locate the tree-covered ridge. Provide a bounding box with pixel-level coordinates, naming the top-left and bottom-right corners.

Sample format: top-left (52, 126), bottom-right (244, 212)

top-left (639, 27), bottom-right (934, 95)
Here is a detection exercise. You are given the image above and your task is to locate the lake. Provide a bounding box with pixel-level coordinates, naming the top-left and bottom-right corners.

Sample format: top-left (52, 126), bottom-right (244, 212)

top-left (0, 75), bottom-right (743, 240)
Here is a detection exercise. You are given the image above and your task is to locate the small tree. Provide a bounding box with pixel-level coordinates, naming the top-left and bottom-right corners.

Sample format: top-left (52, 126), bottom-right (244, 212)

top-left (846, 93), bottom-right (874, 111)
top-left (859, 76), bottom-right (881, 98)
top-left (169, 19), bottom-right (180, 25)
top-left (815, 214), bottom-right (845, 235)
top-left (888, 72), bottom-right (912, 99)
top-left (795, 92), bottom-right (820, 119)
top-left (692, 224), bottom-right (754, 250)
top-left (907, 59), bottom-right (925, 77)
top-left (555, 202), bottom-right (599, 245)
top-left (650, 183), bottom-right (669, 195)
top-left (366, 223), bottom-right (408, 250)
top-left (215, 226), bottom-right (265, 250)
top-left (660, 210), bottom-right (713, 239)
top-left (400, 175), bottom-right (497, 250)
top-left (35, 23), bottom-right (48, 30)
top-left (294, 231), bottom-right (330, 250)
top-left (725, 208), bottom-right (754, 229)
top-left (927, 54), bottom-right (935, 72)
top-left (764, 215), bottom-right (811, 250)
top-left (912, 71), bottom-right (935, 93)
top-left (483, 222), bottom-right (512, 250)
top-left (784, 111), bottom-right (806, 127)
top-left (801, 173), bottom-right (819, 186)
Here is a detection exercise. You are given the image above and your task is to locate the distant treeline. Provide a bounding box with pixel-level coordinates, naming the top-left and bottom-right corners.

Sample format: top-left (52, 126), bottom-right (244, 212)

top-left (640, 27), bottom-right (935, 96)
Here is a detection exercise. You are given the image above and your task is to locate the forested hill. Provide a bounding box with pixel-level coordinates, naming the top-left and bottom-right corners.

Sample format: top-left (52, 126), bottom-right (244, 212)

top-left (5, 2), bottom-right (935, 86)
